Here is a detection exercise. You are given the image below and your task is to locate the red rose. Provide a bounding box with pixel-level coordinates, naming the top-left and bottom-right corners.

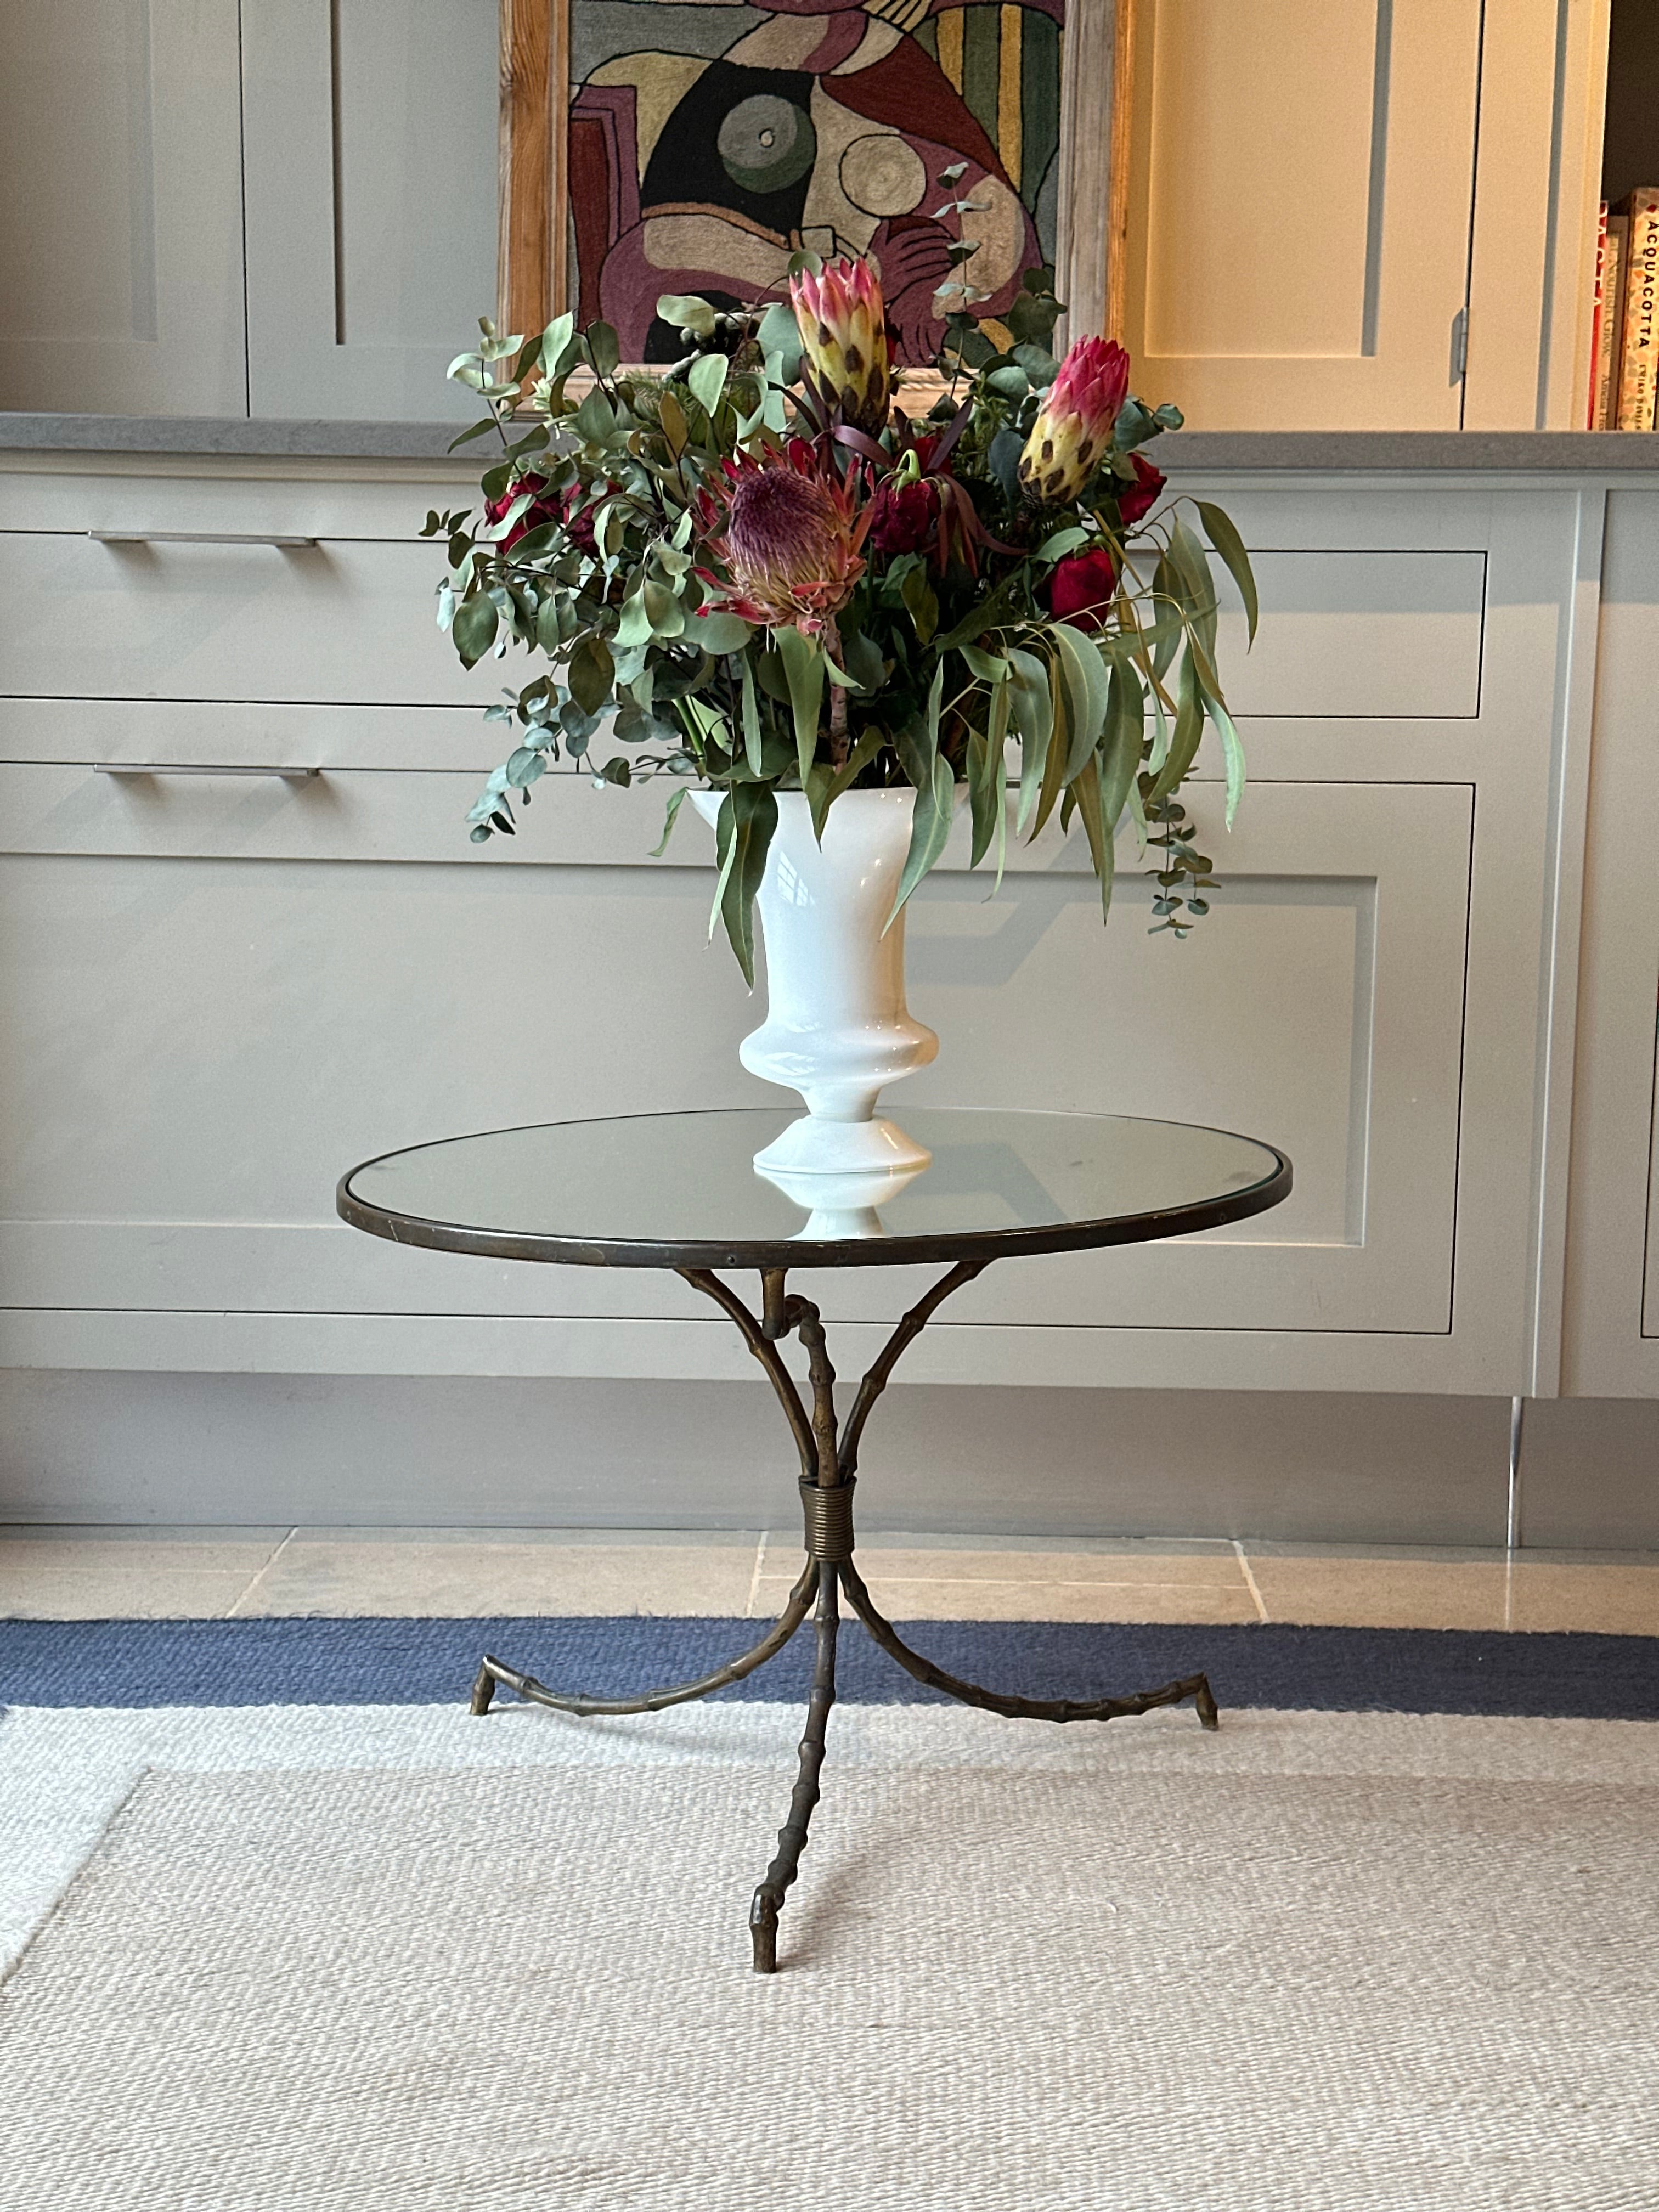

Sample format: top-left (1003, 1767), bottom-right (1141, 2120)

top-left (866, 477), bottom-right (938, 556)
top-left (1116, 454), bottom-right (1165, 526)
top-left (1048, 545), bottom-right (1120, 630)
top-left (483, 470), bottom-right (562, 551)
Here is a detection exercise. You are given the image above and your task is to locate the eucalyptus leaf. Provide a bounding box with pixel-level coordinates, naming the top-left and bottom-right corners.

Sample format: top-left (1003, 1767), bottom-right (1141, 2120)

top-left (733, 655), bottom-right (764, 776)
top-left (657, 293), bottom-right (718, 337)
top-left (687, 352), bottom-right (729, 418)
top-left (450, 594), bottom-right (499, 668)
top-left (775, 624), bottom-right (826, 794)
top-left (712, 783), bottom-right (778, 986)
top-left (1146, 651), bottom-right (1204, 805)
top-left (1071, 754), bottom-right (1115, 919)
top-left (1099, 662), bottom-right (1143, 827)
top-left (1195, 499), bottom-right (1259, 645)
top-left (1006, 646), bottom-right (1052, 836)
top-left (1051, 622), bottom-right (1111, 782)
top-left (685, 606), bottom-right (753, 655)
top-left (566, 634), bottom-right (614, 717)
top-left (649, 785), bottom-right (689, 857)
top-left (886, 751), bottom-right (956, 930)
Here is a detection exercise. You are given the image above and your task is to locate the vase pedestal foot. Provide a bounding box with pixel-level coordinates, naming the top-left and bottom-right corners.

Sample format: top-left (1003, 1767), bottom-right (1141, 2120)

top-left (753, 1111), bottom-right (932, 1177)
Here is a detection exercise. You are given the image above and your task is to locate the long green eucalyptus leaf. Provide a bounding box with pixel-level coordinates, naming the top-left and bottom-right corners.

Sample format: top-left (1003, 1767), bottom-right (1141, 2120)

top-left (774, 624), bottom-right (826, 796)
top-left (739, 656), bottom-right (764, 776)
top-left (988, 677), bottom-right (1011, 895)
top-left (886, 752), bottom-right (956, 930)
top-left (718, 782), bottom-right (777, 986)
top-left (1006, 646), bottom-right (1051, 835)
top-left (1100, 662), bottom-right (1143, 827)
top-left (1167, 514), bottom-right (1219, 658)
top-left (826, 721), bottom-right (887, 804)
top-left (1195, 499), bottom-right (1258, 644)
top-left (1197, 672), bottom-right (1248, 827)
top-left (1071, 754), bottom-right (1114, 919)
top-left (708, 792), bottom-right (739, 944)
top-left (1146, 651), bottom-right (1204, 805)
top-left (1030, 650), bottom-right (1071, 838)
top-left (1051, 622), bottom-right (1111, 783)
top-left (650, 784), bottom-right (689, 857)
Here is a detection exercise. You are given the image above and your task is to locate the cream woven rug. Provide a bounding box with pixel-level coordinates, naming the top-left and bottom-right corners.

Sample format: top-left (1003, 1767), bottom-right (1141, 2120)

top-left (1, 1713), bottom-right (1655, 2211)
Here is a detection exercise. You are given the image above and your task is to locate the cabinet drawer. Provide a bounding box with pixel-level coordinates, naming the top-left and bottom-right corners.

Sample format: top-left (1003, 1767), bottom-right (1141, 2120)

top-left (0, 528), bottom-right (489, 708)
top-left (0, 768), bottom-right (1470, 1347)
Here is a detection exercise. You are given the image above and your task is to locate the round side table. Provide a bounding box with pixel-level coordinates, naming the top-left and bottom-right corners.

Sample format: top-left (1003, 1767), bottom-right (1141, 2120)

top-left (339, 1106), bottom-right (1292, 1971)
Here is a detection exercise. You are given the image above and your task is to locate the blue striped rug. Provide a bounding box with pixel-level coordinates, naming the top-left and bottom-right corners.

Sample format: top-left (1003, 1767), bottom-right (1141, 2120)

top-left (4, 1615), bottom-right (1656, 1719)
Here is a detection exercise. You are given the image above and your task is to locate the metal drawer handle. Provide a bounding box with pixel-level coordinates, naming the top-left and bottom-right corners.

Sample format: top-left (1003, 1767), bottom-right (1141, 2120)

top-left (87, 529), bottom-right (319, 547)
top-left (94, 763), bottom-right (321, 780)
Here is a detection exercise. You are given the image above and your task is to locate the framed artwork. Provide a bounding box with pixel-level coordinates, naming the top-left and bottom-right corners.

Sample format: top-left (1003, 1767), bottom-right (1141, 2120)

top-left (498, 0), bottom-right (1123, 362)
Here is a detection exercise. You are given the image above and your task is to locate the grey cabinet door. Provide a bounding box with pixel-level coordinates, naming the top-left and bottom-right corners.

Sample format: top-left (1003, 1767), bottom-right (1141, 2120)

top-left (0, 0), bottom-right (247, 414)
top-left (240, 0), bottom-right (500, 420)
top-left (0, 765), bottom-right (1471, 1386)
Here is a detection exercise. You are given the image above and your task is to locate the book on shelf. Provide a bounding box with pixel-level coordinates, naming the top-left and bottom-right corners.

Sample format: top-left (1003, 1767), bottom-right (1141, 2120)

top-left (1617, 188), bottom-right (1659, 432)
top-left (1591, 205), bottom-right (1629, 429)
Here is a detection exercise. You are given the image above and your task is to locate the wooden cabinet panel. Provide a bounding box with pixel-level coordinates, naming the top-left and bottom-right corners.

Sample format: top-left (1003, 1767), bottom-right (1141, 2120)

top-left (241, 0), bottom-right (499, 419)
top-left (0, 532), bottom-right (495, 709)
top-left (0, 768), bottom-right (1470, 1364)
top-left (1206, 551), bottom-right (1486, 719)
top-left (1561, 490), bottom-right (1659, 1395)
top-left (1121, 0), bottom-right (1482, 429)
top-left (0, 0), bottom-right (246, 414)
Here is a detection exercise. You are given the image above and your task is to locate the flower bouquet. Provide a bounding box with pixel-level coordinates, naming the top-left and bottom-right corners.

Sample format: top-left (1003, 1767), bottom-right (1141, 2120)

top-left (428, 256), bottom-right (1255, 987)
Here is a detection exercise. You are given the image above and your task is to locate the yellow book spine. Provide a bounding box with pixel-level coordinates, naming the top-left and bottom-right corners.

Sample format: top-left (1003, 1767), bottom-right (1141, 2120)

top-left (1617, 190), bottom-right (1659, 432)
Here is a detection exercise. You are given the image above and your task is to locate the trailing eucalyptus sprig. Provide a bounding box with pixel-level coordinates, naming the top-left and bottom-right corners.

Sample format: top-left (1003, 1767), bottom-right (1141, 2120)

top-left (426, 241), bottom-right (1256, 979)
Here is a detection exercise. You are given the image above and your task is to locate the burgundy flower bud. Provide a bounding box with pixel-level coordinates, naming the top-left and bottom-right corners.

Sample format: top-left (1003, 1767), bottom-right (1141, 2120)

top-left (1048, 545), bottom-right (1120, 631)
top-left (865, 478), bottom-right (938, 556)
top-left (1116, 454), bottom-right (1165, 526)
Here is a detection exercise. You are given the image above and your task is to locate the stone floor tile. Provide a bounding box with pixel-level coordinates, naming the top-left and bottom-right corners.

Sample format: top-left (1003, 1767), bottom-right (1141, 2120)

top-left (234, 1539), bottom-right (759, 1618)
top-left (1503, 1563), bottom-right (1659, 1635)
top-left (0, 1539), bottom-right (285, 1621)
top-left (1241, 1556), bottom-right (1509, 1630)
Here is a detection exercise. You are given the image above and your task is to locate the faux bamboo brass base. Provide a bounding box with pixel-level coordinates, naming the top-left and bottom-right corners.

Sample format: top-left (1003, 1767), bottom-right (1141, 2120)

top-left (470, 1260), bottom-right (1220, 1973)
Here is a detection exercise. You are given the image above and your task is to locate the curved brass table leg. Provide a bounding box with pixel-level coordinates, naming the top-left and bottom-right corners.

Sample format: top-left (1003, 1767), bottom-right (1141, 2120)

top-left (839, 1558), bottom-right (1221, 1730)
top-left (470, 1562), bottom-right (819, 1717)
top-left (468, 1255), bottom-right (1218, 1975)
top-left (749, 1561), bottom-right (839, 1973)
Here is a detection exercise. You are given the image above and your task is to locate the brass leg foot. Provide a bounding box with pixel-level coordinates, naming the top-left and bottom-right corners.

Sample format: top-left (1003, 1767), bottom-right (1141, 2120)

top-left (462, 1566), bottom-right (816, 1719)
top-left (750, 1891), bottom-right (780, 1974)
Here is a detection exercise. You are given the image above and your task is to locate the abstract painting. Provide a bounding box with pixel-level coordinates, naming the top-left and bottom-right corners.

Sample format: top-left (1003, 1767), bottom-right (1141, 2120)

top-left (565, 0), bottom-right (1065, 363)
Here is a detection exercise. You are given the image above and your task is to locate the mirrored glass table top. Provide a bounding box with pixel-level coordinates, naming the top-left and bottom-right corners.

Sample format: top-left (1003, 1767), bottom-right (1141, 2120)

top-left (338, 1109), bottom-right (1291, 1270)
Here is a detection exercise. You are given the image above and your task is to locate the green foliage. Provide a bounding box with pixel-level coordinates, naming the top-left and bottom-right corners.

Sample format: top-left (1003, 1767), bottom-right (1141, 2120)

top-left (432, 275), bottom-right (1256, 972)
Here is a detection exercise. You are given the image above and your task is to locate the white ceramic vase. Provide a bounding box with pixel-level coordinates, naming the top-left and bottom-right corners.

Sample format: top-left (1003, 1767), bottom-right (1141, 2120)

top-left (692, 787), bottom-right (938, 1175)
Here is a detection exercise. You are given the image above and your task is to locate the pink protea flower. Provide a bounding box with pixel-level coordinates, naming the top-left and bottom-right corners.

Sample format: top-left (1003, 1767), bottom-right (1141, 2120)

top-left (694, 439), bottom-right (868, 634)
top-left (1017, 338), bottom-right (1132, 504)
top-left (789, 257), bottom-right (891, 433)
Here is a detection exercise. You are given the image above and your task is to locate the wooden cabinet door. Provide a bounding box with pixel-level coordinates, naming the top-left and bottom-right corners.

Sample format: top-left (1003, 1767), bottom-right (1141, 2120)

top-left (0, 0), bottom-right (247, 414)
top-left (0, 764), bottom-right (1470, 1384)
top-left (1562, 489), bottom-right (1659, 1397)
top-left (1118, 0), bottom-right (1483, 429)
top-left (240, 0), bottom-right (499, 419)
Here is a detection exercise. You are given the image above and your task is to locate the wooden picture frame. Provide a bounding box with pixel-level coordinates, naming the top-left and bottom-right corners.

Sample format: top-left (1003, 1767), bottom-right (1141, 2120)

top-left (496, 0), bottom-right (1129, 356)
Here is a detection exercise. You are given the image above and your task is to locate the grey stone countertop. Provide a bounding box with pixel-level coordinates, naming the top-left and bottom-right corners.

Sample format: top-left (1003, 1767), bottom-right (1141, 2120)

top-left (7, 413), bottom-right (1659, 471)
